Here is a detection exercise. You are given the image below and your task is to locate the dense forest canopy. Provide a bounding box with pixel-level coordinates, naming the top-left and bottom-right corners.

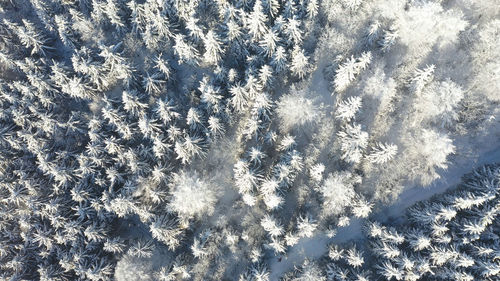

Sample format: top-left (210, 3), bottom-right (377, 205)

top-left (0, 0), bottom-right (498, 280)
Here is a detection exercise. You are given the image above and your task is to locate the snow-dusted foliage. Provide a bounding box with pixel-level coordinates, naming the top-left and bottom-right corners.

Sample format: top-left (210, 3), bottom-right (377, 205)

top-left (277, 88), bottom-right (319, 131)
top-left (168, 171), bottom-right (217, 220)
top-left (0, 0), bottom-right (498, 279)
top-left (334, 52), bottom-right (372, 93)
top-left (115, 255), bottom-right (154, 281)
top-left (319, 172), bottom-right (359, 216)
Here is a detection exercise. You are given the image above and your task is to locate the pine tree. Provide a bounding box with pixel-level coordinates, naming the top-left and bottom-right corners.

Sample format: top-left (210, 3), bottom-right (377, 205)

top-left (174, 135), bottom-right (205, 164)
top-left (234, 160), bottom-right (262, 194)
top-left (149, 215), bottom-right (182, 250)
top-left (376, 261), bottom-right (403, 280)
top-left (168, 171), bottom-right (216, 220)
top-left (267, 236), bottom-right (285, 254)
top-left (263, 192), bottom-right (284, 210)
top-left (290, 46), bottom-right (309, 79)
top-left (335, 96), bottom-right (362, 121)
top-left (143, 72), bottom-right (165, 95)
top-left (309, 163), bottom-right (325, 183)
top-left (407, 229), bottom-right (432, 251)
top-left (352, 198), bottom-right (373, 218)
top-left (230, 83), bottom-right (249, 112)
top-left (378, 28), bottom-right (398, 52)
top-left (334, 52), bottom-right (372, 93)
top-left (297, 214), bottom-right (317, 238)
top-left (174, 34), bottom-right (200, 65)
top-left (247, 0), bottom-right (269, 40)
top-left (271, 46), bottom-right (288, 73)
top-left (261, 215), bottom-right (283, 237)
top-left (128, 240), bottom-right (154, 258)
top-left (286, 18), bottom-right (303, 44)
top-left (203, 30), bottom-right (224, 65)
top-left (365, 21), bottom-right (381, 46)
top-left (366, 142), bottom-right (398, 164)
top-left (346, 246), bottom-right (364, 268)
top-left (306, 0), bottom-right (319, 19)
top-left (122, 90), bottom-right (147, 117)
top-left (337, 123), bottom-right (369, 164)
top-left (343, 0), bottom-right (363, 11)
top-left (54, 15), bottom-right (75, 49)
top-left (104, 237), bottom-right (126, 254)
top-left (208, 116), bottom-right (225, 138)
top-left (293, 260), bottom-right (326, 281)
top-left (409, 65), bottom-right (435, 94)
top-left (4, 19), bottom-right (51, 56)
top-left (320, 171), bottom-right (357, 215)
top-left (250, 264), bottom-right (270, 281)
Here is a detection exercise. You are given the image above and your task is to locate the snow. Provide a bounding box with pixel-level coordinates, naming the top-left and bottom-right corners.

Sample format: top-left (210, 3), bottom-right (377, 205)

top-left (268, 219), bottom-right (364, 280)
top-left (3, 0), bottom-right (500, 279)
top-left (263, 27), bottom-right (500, 276)
top-left (379, 143), bottom-right (500, 220)
top-left (268, 123), bottom-right (500, 280)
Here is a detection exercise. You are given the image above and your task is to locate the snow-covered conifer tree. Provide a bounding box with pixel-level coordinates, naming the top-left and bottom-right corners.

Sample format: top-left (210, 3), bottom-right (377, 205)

top-left (319, 171), bottom-right (358, 215)
top-left (336, 96), bottom-right (362, 121)
top-left (337, 123), bottom-right (369, 164)
top-left (290, 46), bottom-right (309, 79)
top-left (167, 171), bottom-right (216, 220)
top-left (410, 65), bottom-right (435, 94)
top-left (203, 30), bottom-right (224, 65)
top-left (366, 142), bottom-right (398, 164)
top-left (334, 52), bottom-right (371, 92)
top-left (247, 0), bottom-right (269, 40)
top-left (174, 34), bottom-right (200, 65)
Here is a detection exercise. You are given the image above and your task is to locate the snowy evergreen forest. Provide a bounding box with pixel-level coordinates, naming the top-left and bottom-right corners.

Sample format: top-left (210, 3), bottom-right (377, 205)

top-left (284, 165), bottom-right (500, 281)
top-left (0, 0), bottom-right (499, 279)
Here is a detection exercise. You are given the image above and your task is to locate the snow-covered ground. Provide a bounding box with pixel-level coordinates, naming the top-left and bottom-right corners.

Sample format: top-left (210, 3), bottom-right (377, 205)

top-left (379, 144), bottom-right (500, 220)
top-left (268, 218), bottom-right (364, 280)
